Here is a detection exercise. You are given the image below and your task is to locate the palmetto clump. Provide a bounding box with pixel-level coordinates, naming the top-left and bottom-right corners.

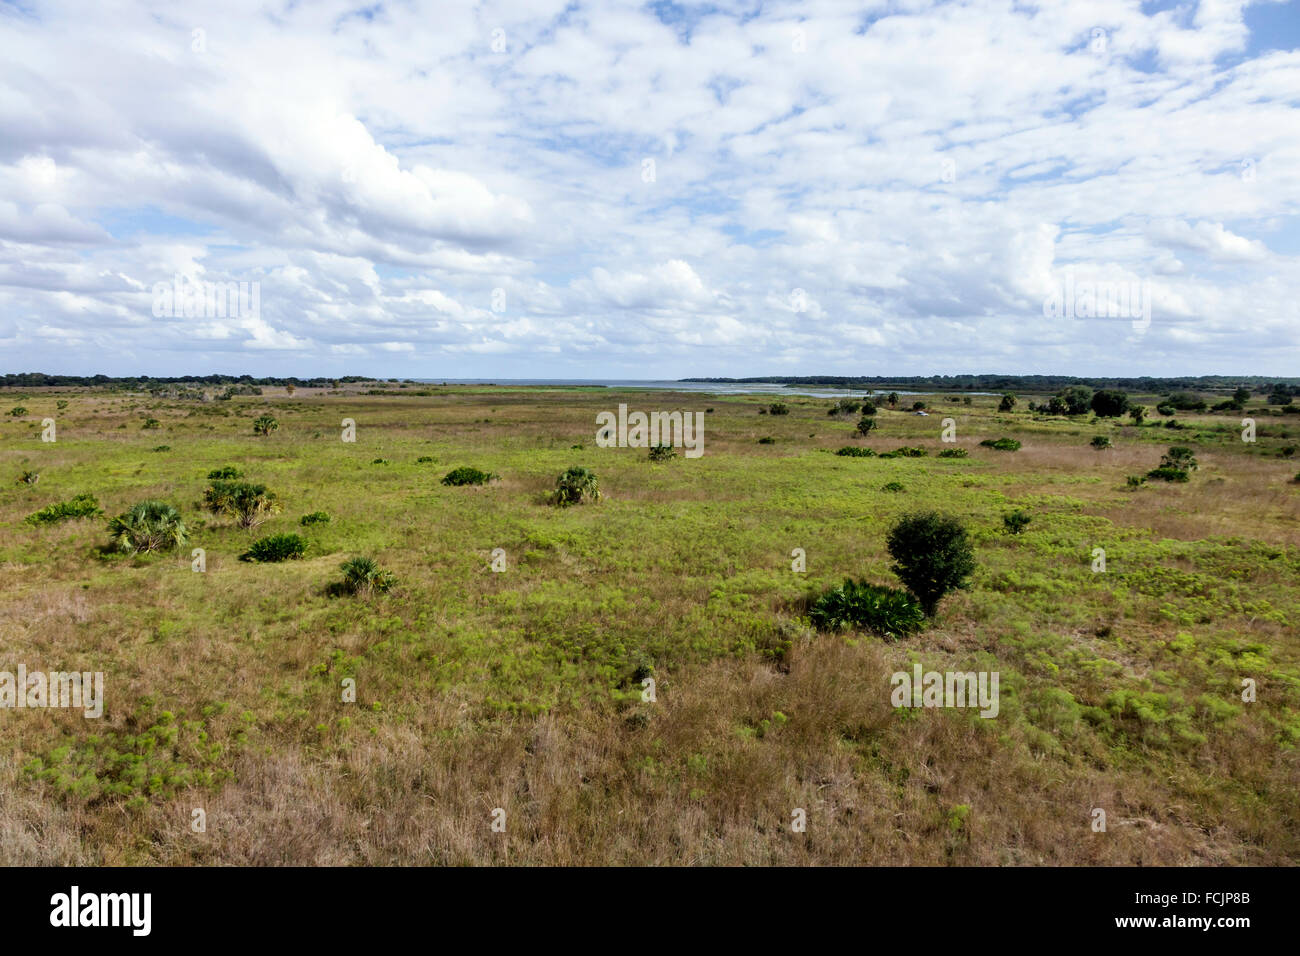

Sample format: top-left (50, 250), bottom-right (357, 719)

top-left (107, 501), bottom-right (187, 554)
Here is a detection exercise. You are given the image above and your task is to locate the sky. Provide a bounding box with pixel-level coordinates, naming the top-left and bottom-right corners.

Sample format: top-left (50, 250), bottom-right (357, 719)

top-left (1, 0), bottom-right (1299, 379)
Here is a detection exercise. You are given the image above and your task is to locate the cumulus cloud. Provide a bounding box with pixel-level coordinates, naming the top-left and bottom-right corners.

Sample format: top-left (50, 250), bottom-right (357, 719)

top-left (0, 0), bottom-right (1297, 376)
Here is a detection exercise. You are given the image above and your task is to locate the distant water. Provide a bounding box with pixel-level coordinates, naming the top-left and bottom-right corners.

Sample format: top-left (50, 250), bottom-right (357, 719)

top-left (411, 378), bottom-right (965, 398)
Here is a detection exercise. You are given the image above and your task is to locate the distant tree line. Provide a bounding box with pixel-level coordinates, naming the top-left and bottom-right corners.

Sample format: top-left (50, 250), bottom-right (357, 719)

top-left (683, 375), bottom-right (1300, 394)
top-left (0, 373), bottom-right (376, 388)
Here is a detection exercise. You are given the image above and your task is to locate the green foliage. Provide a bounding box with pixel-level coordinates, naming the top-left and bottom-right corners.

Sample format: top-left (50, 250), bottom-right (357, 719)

top-left (18, 470), bottom-right (39, 485)
top-left (1003, 509), bottom-right (1032, 534)
top-left (1161, 446), bottom-right (1199, 471)
top-left (882, 481), bottom-right (905, 492)
top-left (416, 456), bottom-right (434, 463)
top-left (1156, 403), bottom-right (1176, 416)
top-left (203, 480), bottom-right (281, 529)
top-left (859, 399), bottom-right (877, 415)
top-left (808, 578), bottom-right (926, 639)
top-left (142, 418), bottom-right (162, 429)
top-left (998, 393), bottom-right (1016, 412)
top-left (10, 406), bottom-right (28, 416)
top-left (152, 445), bottom-right (171, 452)
top-left (22, 707), bottom-right (235, 806)
top-left (855, 415), bottom-right (877, 436)
top-left (1090, 389), bottom-right (1129, 417)
top-left (980, 437), bottom-right (1021, 451)
top-left (835, 446), bottom-right (875, 457)
top-left (251, 415), bottom-right (279, 435)
top-left (338, 556), bottom-right (396, 596)
top-left (107, 501), bottom-right (187, 554)
top-left (242, 533), bottom-right (308, 562)
top-left (553, 466), bottom-right (600, 506)
top-left (371, 458), bottom-right (389, 465)
top-left (27, 493), bottom-right (103, 525)
top-left (1127, 475), bottom-right (1146, 487)
top-left (1129, 405), bottom-right (1146, 424)
top-left (938, 448), bottom-right (968, 458)
top-left (441, 466), bottom-right (498, 486)
top-left (768, 402), bottom-right (790, 415)
top-left (1164, 392), bottom-right (1207, 411)
top-left (1147, 466), bottom-right (1190, 482)
top-left (886, 512), bottom-right (976, 617)
top-left (891, 446), bottom-right (927, 457)
top-left (757, 436), bottom-right (776, 444)
top-left (1090, 435), bottom-right (1112, 449)
top-left (207, 466), bottom-right (243, 479)
top-left (648, 444), bottom-right (676, 461)
top-left (56, 400), bottom-right (69, 410)
top-left (300, 511), bottom-right (331, 525)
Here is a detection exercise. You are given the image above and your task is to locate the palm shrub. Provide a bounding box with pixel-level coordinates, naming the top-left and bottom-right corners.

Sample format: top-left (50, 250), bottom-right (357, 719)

top-left (553, 466), bottom-right (599, 506)
top-left (1161, 446), bottom-right (1198, 471)
top-left (892, 446), bottom-right (927, 457)
top-left (10, 407), bottom-right (27, 416)
top-left (768, 402), bottom-right (790, 415)
top-left (441, 466), bottom-right (497, 486)
top-left (1090, 435), bottom-right (1113, 449)
top-left (855, 415), bottom-right (877, 436)
top-left (886, 512), bottom-right (976, 617)
top-left (300, 511), bottom-right (330, 525)
top-left (203, 480), bottom-right (281, 529)
top-left (251, 415), bottom-right (279, 436)
top-left (242, 533), bottom-right (308, 562)
top-left (980, 437), bottom-right (1021, 451)
top-left (142, 418), bottom-right (162, 429)
top-left (18, 470), bottom-right (39, 485)
top-left (938, 448), bottom-right (968, 458)
top-left (107, 501), bottom-right (187, 554)
top-left (808, 579), bottom-right (926, 639)
top-left (338, 556), bottom-right (396, 596)
top-left (882, 481), bottom-right (905, 492)
top-left (27, 494), bottom-right (103, 525)
top-left (836, 447), bottom-right (875, 457)
top-left (207, 466), bottom-right (243, 479)
top-left (648, 444), bottom-right (676, 461)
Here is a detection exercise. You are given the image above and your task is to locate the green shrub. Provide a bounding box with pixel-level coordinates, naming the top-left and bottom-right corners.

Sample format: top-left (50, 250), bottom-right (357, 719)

top-left (416, 456), bottom-right (434, 463)
top-left (203, 480), bottom-right (281, 529)
top-left (1146, 466), bottom-right (1190, 482)
top-left (1090, 390), bottom-right (1129, 417)
top-left (10, 406), bottom-right (28, 416)
top-left (980, 437), bottom-right (1021, 451)
top-left (1280, 445), bottom-right (1297, 458)
top-left (371, 458), bottom-right (389, 465)
top-left (648, 444), bottom-right (676, 461)
top-left (1003, 509), bottom-right (1032, 534)
top-left (938, 448), bottom-right (968, 458)
top-left (18, 470), bottom-right (39, 485)
top-left (300, 511), bottom-right (330, 525)
top-left (152, 445), bottom-right (171, 452)
top-left (1160, 446), bottom-right (1198, 472)
top-left (1090, 435), bottom-right (1112, 449)
top-left (1126, 475), bottom-right (1146, 488)
top-left (886, 512), bottom-right (976, 617)
top-left (142, 418), bottom-right (161, 429)
top-left (892, 446), bottom-right (927, 457)
top-left (859, 400), bottom-right (877, 415)
top-left (882, 481), bottom-right (905, 492)
top-left (835, 447), bottom-right (875, 457)
top-left (56, 400), bottom-right (68, 411)
top-left (855, 416), bottom-right (877, 436)
top-left (441, 466), bottom-right (497, 486)
top-left (207, 466), bottom-right (243, 480)
top-left (338, 556), bottom-right (396, 596)
top-left (757, 436), bottom-right (776, 444)
top-left (808, 579), bottom-right (926, 639)
top-left (27, 494), bottom-right (103, 525)
top-left (242, 533), bottom-right (308, 562)
top-left (768, 402), bottom-right (789, 415)
top-left (107, 501), bottom-right (187, 554)
top-left (553, 466), bottom-right (599, 506)
top-left (251, 415), bottom-right (279, 435)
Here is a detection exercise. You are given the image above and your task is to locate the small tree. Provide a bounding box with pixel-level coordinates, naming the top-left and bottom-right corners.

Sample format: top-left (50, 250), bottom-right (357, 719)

top-left (855, 415), bottom-right (878, 436)
top-left (887, 392), bottom-right (899, 408)
top-left (252, 415), bottom-right (279, 436)
top-left (1090, 389), bottom-right (1129, 418)
top-left (998, 393), bottom-right (1016, 412)
top-left (1129, 405), bottom-right (1146, 425)
top-left (1161, 446), bottom-right (1198, 471)
top-left (885, 512), bottom-right (977, 617)
top-left (1232, 387), bottom-right (1251, 405)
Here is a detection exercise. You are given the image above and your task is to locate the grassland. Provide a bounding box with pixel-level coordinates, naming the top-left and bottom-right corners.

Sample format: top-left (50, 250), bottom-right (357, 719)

top-left (1, 383), bottom-right (1298, 865)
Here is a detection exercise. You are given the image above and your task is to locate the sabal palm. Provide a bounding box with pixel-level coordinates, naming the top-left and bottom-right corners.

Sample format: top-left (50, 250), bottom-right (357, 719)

top-left (107, 501), bottom-right (187, 554)
top-left (252, 415), bottom-right (279, 436)
top-left (204, 480), bottom-right (280, 529)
